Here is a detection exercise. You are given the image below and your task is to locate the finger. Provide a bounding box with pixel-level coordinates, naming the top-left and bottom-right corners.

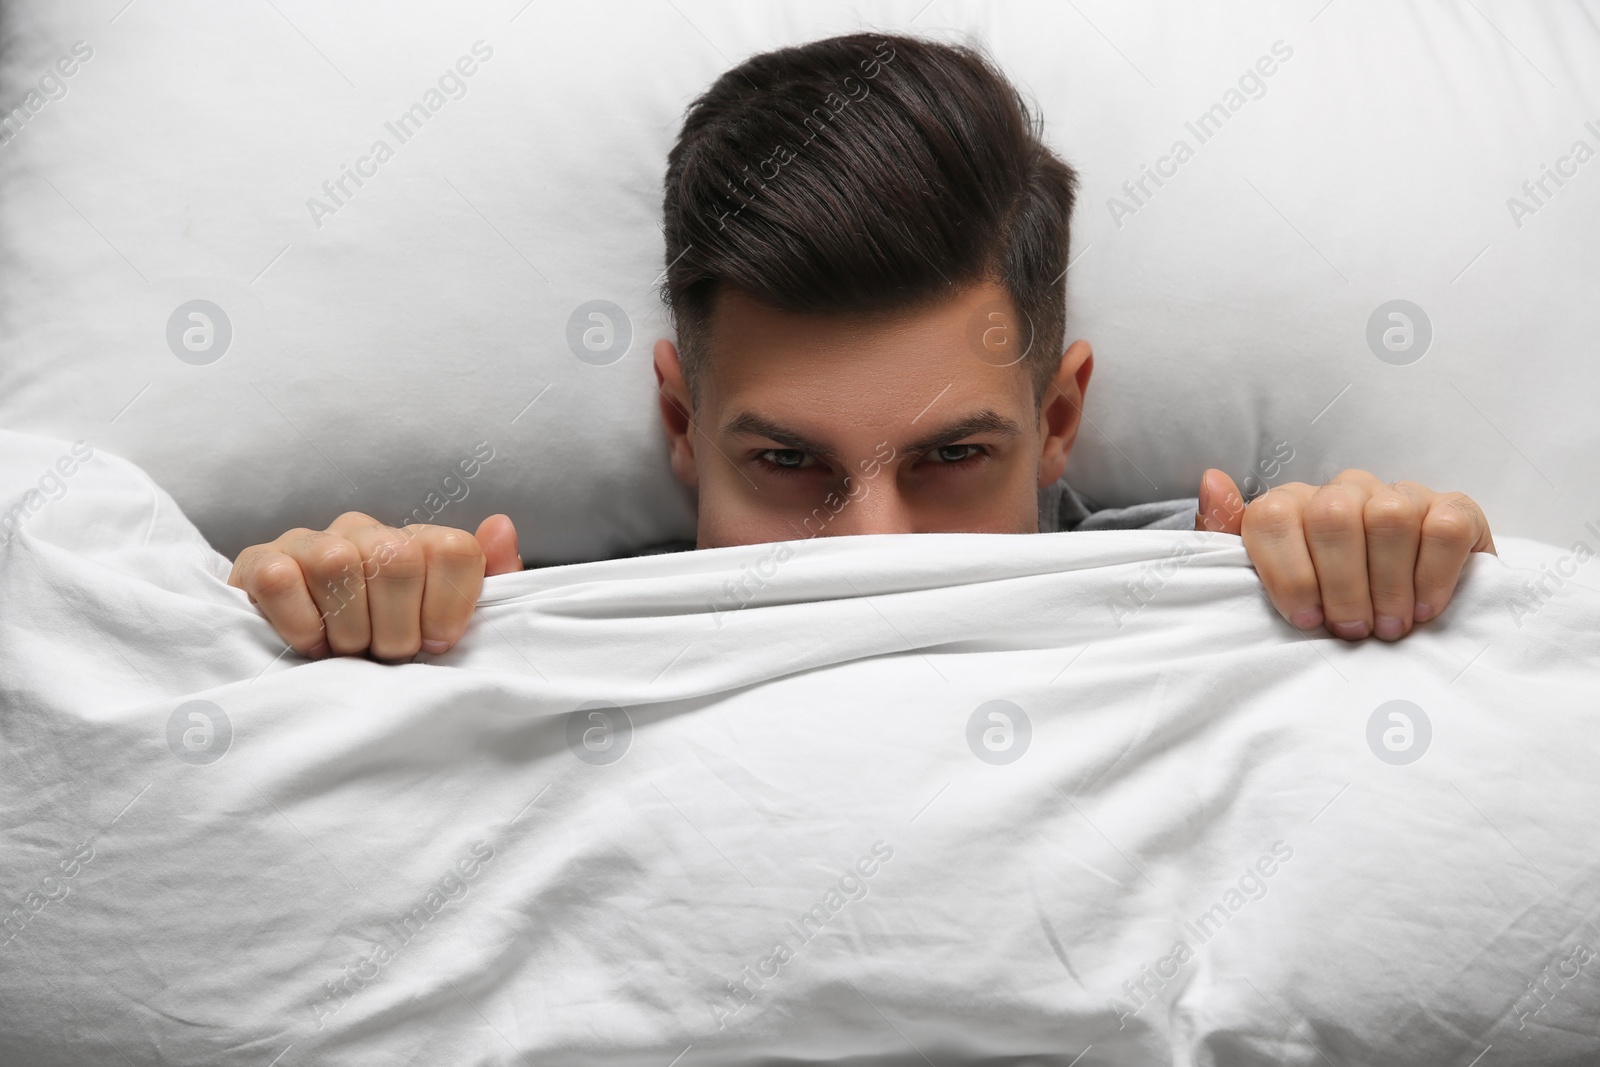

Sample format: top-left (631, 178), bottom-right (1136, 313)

top-left (417, 525), bottom-right (488, 653)
top-left (1413, 493), bottom-right (1493, 622)
top-left (476, 514), bottom-right (524, 576)
top-left (277, 528), bottom-right (371, 655)
top-left (1303, 475), bottom-right (1378, 640)
top-left (1363, 482), bottom-right (1426, 640)
top-left (1240, 483), bottom-right (1324, 630)
top-left (1195, 469), bottom-right (1246, 534)
top-left (331, 518), bottom-right (426, 661)
top-left (230, 545), bottom-right (330, 658)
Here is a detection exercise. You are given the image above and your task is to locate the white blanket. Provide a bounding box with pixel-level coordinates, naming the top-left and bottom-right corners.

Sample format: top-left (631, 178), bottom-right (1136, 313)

top-left (2, 428), bottom-right (1598, 1067)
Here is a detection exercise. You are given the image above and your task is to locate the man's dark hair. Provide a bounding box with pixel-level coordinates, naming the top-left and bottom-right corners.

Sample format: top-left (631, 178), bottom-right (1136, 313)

top-left (660, 32), bottom-right (1078, 404)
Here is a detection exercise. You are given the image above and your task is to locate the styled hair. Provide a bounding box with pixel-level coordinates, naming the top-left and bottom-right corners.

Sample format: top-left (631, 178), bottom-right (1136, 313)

top-left (660, 32), bottom-right (1078, 404)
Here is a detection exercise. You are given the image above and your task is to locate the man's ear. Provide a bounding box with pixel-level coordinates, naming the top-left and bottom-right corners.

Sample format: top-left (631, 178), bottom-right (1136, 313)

top-left (654, 337), bottom-right (699, 490)
top-left (1036, 340), bottom-right (1093, 488)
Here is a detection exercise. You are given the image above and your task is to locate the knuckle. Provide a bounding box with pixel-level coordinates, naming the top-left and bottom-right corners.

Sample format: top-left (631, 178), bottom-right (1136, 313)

top-left (367, 535), bottom-right (424, 579)
top-left (1245, 493), bottom-right (1300, 533)
top-left (251, 558), bottom-right (307, 600)
top-left (1363, 492), bottom-right (1420, 535)
top-left (308, 539), bottom-right (362, 581)
top-left (427, 528), bottom-right (484, 570)
top-left (1422, 502), bottom-right (1478, 546)
top-left (332, 511), bottom-right (378, 528)
top-left (1303, 491), bottom-right (1361, 537)
top-left (229, 546), bottom-right (265, 588)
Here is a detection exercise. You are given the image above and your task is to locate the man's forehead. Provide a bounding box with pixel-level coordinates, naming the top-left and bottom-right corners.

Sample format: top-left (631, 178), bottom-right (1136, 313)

top-left (703, 285), bottom-right (1032, 390)
top-left (707, 281), bottom-right (1017, 348)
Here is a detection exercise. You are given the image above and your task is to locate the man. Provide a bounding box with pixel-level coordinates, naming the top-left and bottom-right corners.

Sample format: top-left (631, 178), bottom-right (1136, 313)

top-left (228, 33), bottom-right (1494, 661)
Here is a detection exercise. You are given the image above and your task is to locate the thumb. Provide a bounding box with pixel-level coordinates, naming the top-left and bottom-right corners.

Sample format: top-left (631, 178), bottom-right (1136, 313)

top-left (1194, 468), bottom-right (1246, 535)
top-left (475, 514), bottom-right (524, 575)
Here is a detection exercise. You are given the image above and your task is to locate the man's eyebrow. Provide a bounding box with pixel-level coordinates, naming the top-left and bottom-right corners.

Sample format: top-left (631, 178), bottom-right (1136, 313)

top-left (721, 412), bottom-right (841, 462)
top-left (721, 409), bottom-right (1023, 460)
top-left (903, 410), bottom-right (1022, 454)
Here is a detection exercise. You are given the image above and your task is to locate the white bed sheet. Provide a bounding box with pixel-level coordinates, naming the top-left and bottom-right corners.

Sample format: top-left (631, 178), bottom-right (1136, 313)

top-left (2, 428), bottom-right (1598, 1066)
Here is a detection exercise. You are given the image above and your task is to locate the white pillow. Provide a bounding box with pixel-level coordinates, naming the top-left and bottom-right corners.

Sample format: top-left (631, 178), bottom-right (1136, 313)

top-left (0, 0), bottom-right (1593, 561)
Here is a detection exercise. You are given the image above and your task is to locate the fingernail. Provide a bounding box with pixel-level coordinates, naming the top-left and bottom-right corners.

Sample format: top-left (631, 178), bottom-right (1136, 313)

top-left (1330, 620), bottom-right (1369, 640)
top-left (421, 639), bottom-right (450, 655)
top-left (1375, 615), bottom-right (1404, 640)
top-left (1290, 607), bottom-right (1323, 630)
top-left (306, 639), bottom-right (330, 659)
top-left (1413, 603), bottom-right (1432, 622)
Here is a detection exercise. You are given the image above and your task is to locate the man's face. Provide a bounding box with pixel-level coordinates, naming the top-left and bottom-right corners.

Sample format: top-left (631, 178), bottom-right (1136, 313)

top-left (654, 281), bottom-right (1093, 549)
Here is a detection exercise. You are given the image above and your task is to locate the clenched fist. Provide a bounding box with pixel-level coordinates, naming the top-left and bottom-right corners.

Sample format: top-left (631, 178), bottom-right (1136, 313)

top-left (1196, 468), bottom-right (1496, 641)
top-left (228, 512), bottom-right (523, 660)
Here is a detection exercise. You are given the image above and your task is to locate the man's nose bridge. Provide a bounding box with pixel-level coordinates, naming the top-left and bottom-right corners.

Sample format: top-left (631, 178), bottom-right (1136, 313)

top-left (824, 473), bottom-right (912, 535)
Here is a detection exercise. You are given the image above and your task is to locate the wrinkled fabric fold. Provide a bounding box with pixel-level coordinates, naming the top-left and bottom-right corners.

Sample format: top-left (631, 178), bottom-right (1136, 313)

top-left (2, 429), bottom-right (1597, 1067)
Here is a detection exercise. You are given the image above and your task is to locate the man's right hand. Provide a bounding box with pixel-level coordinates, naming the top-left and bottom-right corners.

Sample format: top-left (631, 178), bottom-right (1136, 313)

top-left (227, 512), bottom-right (524, 660)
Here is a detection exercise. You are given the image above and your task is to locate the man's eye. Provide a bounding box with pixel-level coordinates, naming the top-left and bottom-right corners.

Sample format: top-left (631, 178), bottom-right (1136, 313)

top-left (931, 444), bottom-right (983, 464)
top-left (760, 449), bottom-right (808, 470)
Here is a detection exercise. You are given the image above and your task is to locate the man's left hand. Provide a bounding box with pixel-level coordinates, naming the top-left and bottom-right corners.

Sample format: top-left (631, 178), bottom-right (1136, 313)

top-left (1195, 468), bottom-right (1496, 640)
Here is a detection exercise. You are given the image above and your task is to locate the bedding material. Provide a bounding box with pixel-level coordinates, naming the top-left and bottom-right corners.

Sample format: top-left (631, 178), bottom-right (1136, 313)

top-left (2, 428), bottom-right (1598, 1067)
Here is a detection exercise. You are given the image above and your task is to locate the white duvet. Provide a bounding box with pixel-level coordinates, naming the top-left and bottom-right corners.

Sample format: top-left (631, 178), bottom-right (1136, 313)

top-left (2, 428), bottom-right (1598, 1067)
